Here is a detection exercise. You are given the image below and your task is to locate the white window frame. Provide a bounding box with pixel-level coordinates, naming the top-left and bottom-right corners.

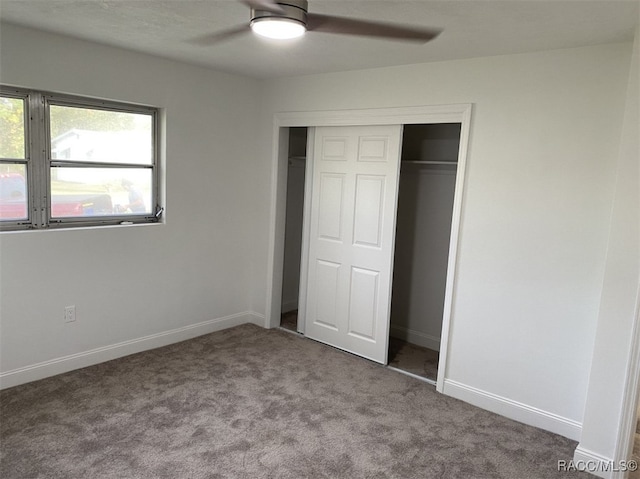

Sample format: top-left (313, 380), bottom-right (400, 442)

top-left (0, 86), bottom-right (162, 231)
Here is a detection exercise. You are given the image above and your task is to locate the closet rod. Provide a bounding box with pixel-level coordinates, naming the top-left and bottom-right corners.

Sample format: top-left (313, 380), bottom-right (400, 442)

top-left (402, 160), bottom-right (457, 166)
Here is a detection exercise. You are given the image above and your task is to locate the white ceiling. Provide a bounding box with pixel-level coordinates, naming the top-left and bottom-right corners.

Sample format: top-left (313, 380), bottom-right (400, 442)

top-left (1, 0), bottom-right (638, 79)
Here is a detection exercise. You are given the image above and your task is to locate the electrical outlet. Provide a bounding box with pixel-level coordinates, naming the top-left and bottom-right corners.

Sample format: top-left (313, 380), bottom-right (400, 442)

top-left (64, 305), bottom-right (76, 323)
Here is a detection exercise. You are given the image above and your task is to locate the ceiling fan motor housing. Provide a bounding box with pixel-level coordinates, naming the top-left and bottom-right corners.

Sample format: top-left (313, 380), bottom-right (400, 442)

top-left (251, 0), bottom-right (309, 28)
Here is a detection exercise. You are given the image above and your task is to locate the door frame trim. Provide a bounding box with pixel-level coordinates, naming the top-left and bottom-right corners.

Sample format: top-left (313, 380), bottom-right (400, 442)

top-left (265, 103), bottom-right (473, 393)
top-left (614, 289), bottom-right (640, 469)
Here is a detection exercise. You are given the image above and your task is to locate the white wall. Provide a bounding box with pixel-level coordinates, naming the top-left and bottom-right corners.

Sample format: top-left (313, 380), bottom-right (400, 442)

top-left (253, 42), bottom-right (633, 438)
top-left (0, 24), bottom-right (262, 386)
top-left (575, 29), bottom-right (640, 476)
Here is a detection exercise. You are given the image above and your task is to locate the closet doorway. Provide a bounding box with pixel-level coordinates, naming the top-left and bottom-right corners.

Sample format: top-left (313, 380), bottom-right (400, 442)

top-left (280, 127), bottom-right (308, 333)
top-left (388, 124), bottom-right (462, 384)
top-left (267, 104), bottom-right (472, 393)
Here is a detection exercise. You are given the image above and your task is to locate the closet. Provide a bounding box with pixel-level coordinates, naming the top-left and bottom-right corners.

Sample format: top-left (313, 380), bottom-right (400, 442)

top-left (388, 123), bottom-right (462, 383)
top-left (280, 127), bottom-right (307, 332)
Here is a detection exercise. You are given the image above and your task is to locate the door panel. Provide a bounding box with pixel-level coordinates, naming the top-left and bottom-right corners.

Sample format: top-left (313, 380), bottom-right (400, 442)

top-left (358, 136), bottom-right (389, 162)
top-left (304, 125), bottom-right (402, 364)
top-left (353, 175), bottom-right (385, 247)
top-left (315, 259), bottom-right (341, 330)
top-left (318, 173), bottom-right (345, 241)
top-left (348, 266), bottom-right (379, 341)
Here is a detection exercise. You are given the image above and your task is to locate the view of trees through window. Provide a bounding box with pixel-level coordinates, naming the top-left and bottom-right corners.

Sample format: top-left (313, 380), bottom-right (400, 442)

top-left (0, 96), bottom-right (26, 170)
top-left (0, 96), bottom-right (28, 220)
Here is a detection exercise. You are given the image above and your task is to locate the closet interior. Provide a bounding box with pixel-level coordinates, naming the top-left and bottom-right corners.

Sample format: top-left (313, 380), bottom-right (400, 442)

top-left (280, 127), bottom-right (307, 333)
top-left (279, 123), bottom-right (463, 382)
top-left (388, 123), bottom-right (462, 383)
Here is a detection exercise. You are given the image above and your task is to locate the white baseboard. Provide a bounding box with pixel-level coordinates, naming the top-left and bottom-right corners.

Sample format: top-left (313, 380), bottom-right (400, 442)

top-left (0, 311), bottom-right (265, 390)
top-left (390, 324), bottom-right (440, 351)
top-left (442, 379), bottom-right (582, 441)
top-left (572, 446), bottom-right (621, 479)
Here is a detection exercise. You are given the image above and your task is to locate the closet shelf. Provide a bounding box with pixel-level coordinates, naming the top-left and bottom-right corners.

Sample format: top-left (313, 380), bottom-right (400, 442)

top-left (402, 160), bottom-right (457, 166)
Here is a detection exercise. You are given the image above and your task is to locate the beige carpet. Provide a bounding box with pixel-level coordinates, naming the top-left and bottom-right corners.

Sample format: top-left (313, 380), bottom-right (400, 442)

top-left (1, 323), bottom-right (592, 478)
top-left (284, 313), bottom-right (439, 382)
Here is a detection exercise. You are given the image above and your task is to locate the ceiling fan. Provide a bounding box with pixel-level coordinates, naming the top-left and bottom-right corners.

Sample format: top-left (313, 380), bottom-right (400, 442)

top-left (197, 0), bottom-right (442, 44)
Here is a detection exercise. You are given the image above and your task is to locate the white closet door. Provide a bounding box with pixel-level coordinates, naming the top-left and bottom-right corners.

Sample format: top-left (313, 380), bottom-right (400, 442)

top-left (303, 125), bottom-right (402, 363)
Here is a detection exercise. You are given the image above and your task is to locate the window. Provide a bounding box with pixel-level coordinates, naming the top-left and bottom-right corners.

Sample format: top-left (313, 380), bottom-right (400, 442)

top-left (0, 94), bottom-right (29, 223)
top-left (0, 86), bottom-right (161, 230)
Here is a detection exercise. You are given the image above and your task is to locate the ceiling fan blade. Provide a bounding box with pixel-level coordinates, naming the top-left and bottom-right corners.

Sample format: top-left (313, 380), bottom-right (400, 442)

top-left (240, 0), bottom-right (284, 14)
top-left (189, 25), bottom-right (248, 46)
top-left (307, 13), bottom-right (442, 43)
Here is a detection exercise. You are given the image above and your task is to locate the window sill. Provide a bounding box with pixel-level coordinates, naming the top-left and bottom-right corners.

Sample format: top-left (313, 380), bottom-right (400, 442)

top-left (0, 220), bottom-right (165, 235)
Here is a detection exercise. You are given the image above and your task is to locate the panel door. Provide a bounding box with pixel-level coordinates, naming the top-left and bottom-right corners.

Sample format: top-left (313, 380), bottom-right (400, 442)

top-left (303, 125), bottom-right (402, 363)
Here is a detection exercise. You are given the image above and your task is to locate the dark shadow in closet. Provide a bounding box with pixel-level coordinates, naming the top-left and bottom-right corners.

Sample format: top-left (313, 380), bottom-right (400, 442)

top-left (280, 310), bottom-right (298, 332)
top-left (388, 337), bottom-right (440, 380)
top-left (280, 127), bottom-right (308, 333)
top-left (388, 123), bottom-right (461, 383)
top-left (388, 165), bottom-right (439, 381)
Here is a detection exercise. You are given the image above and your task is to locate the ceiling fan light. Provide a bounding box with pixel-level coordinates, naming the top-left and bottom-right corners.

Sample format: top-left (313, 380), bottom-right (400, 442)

top-left (250, 17), bottom-right (306, 40)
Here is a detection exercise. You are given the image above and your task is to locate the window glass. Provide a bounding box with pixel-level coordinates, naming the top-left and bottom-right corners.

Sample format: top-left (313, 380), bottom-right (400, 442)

top-left (0, 86), bottom-right (160, 230)
top-left (0, 165), bottom-right (28, 221)
top-left (0, 95), bottom-right (29, 222)
top-left (50, 167), bottom-right (152, 218)
top-left (0, 96), bottom-right (26, 159)
top-left (50, 105), bottom-right (153, 165)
